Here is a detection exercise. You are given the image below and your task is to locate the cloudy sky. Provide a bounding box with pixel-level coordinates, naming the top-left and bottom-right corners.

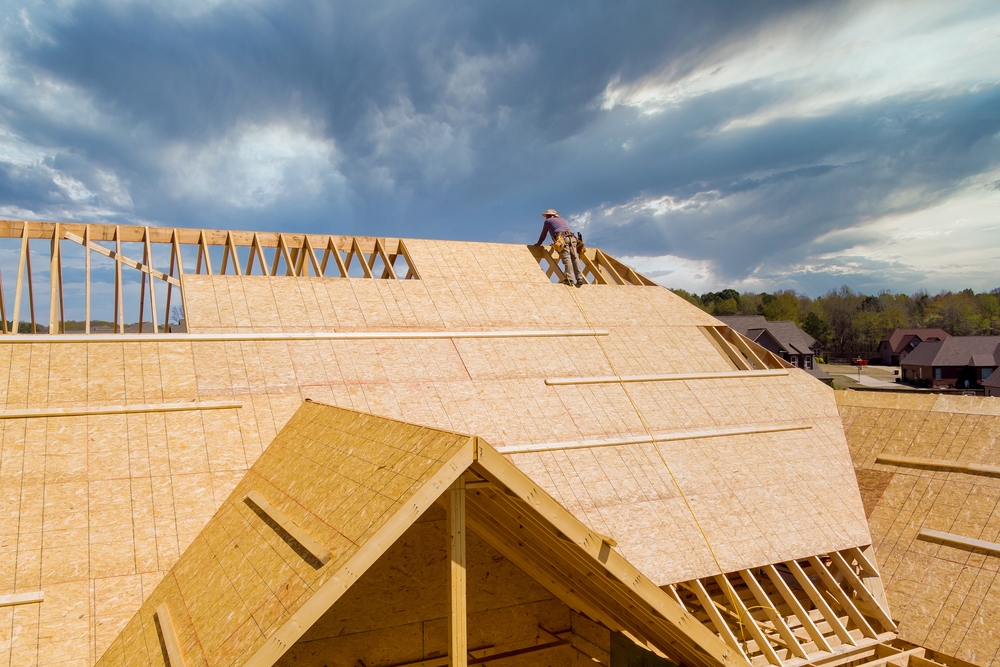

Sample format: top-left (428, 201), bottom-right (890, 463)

top-left (1, 0), bottom-right (998, 296)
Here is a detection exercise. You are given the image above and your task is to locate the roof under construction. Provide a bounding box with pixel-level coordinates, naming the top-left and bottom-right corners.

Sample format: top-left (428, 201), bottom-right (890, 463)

top-left (0, 220), bottom-right (965, 667)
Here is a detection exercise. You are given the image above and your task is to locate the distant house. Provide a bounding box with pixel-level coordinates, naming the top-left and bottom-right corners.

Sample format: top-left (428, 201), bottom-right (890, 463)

top-left (716, 315), bottom-right (831, 383)
top-left (900, 336), bottom-right (1000, 388)
top-left (878, 328), bottom-right (950, 365)
top-left (983, 371), bottom-right (1000, 397)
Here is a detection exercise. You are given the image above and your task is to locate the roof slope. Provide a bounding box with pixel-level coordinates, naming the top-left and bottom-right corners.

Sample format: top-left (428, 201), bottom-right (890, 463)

top-left (95, 401), bottom-right (744, 667)
top-left (882, 329), bottom-right (951, 352)
top-left (902, 336), bottom-right (1000, 367)
top-left (837, 391), bottom-right (1000, 667)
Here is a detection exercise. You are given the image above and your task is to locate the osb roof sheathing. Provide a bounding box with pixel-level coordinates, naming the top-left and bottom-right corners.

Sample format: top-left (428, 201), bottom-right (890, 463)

top-left (837, 390), bottom-right (1000, 667)
top-left (94, 401), bottom-right (743, 667)
top-left (0, 237), bottom-right (868, 665)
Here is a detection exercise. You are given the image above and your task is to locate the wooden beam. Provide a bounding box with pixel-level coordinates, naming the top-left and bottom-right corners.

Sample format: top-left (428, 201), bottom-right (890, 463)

top-left (84, 226), bottom-right (91, 334)
top-left (348, 238), bottom-right (374, 278)
top-left (0, 328), bottom-right (610, 344)
top-left (806, 557), bottom-right (877, 640)
top-left (827, 552), bottom-right (896, 633)
top-left (875, 454), bottom-right (1000, 477)
top-left (0, 401), bottom-right (240, 420)
top-left (26, 234), bottom-right (36, 334)
top-left (0, 591), bottom-right (43, 607)
top-left (545, 369), bottom-right (788, 385)
top-left (321, 237), bottom-right (348, 278)
top-left (761, 565), bottom-right (832, 653)
top-left (844, 548), bottom-right (892, 629)
top-left (683, 579), bottom-right (743, 654)
top-left (397, 239), bottom-right (420, 279)
top-left (272, 234), bottom-right (294, 276)
top-left (196, 230), bottom-right (213, 275)
top-left (374, 239), bottom-right (397, 279)
top-left (714, 574), bottom-right (782, 666)
top-left (245, 490), bottom-right (332, 565)
top-left (0, 256), bottom-right (6, 334)
top-left (448, 477), bottom-right (467, 667)
top-left (48, 222), bottom-right (61, 334)
top-left (63, 231), bottom-right (182, 287)
top-left (155, 603), bottom-right (187, 667)
top-left (706, 327), bottom-right (752, 370)
top-left (495, 423), bottom-right (812, 455)
top-left (11, 227), bottom-right (27, 334)
top-left (145, 228), bottom-right (159, 333)
top-left (919, 529), bottom-right (1000, 556)
top-left (739, 569), bottom-right (808, 660)
top-left (248, 232), bottom-right (270, 276)
top-left (783, 560), bottom-right (854, 647)
top-left (114, 227), bottom-right (124, 333)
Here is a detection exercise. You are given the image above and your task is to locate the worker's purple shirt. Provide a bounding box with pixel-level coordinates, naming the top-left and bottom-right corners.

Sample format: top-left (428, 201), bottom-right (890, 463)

top-left (536, 215), bottom-right (571, 245)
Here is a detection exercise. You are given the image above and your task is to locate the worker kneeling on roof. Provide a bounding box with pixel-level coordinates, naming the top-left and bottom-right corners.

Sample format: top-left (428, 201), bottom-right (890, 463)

top-left (534, 209), bottom-right (585, 287)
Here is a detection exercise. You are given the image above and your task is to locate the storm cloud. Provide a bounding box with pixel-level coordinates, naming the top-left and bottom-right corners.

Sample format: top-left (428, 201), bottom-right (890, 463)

top-left (0, 0), bottom-right (997, 294)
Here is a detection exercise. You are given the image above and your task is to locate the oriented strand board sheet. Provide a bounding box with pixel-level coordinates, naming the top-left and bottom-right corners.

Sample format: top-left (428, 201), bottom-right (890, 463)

top-left (836, 390), bottom-right (1000, 667)
top-left (0, 239), bottom-right (869, 665)
top-left (94, 401), bottom-right (472, 667)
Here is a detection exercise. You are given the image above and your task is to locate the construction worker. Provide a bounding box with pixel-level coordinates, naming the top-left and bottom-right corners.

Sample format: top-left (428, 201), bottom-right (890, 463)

top-left (534, 209), bottom-right (585, 287)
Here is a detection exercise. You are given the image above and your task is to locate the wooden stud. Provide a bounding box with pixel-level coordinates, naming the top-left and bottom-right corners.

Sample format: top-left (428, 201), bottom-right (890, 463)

top-left (738, 569), bottom-right (808, 660)
top-left (805, 557), bottom-right (878, 639)
top-left (84, 226), bottom-right (91, 334)
top-left (247, 232), bottom-right (269, 276)
top-left (448, 477), bottom-right (467, 667)
top-left (114, 226), bottom-right (124, 333)
top-left (373, 239), bottom-right (397, 279)
top-left (761, 564), bottom-right (832, 653)
top-left (223, 231), bottom-right (242, 276)
top-left (783, 560), bottom-right (855, 647)
top-left (0, 258), bottom-right (6, 334)
top-left (713, 574), bottom-right (782, 666)
top-left (62, 231), bottom-right (181, 286)
top-left (596, 250), bottom-right (626, 285)
top-left (11, 225), bottom-right (27, 334)
top-left (397, 239), bottom-right (420, 279)
top-left (848, 547), bottom-right (891, 619)
top-left (26, 235), bottom-right (36, 334)
top-left (347, 238), bottom-right (374, 278)
top-left (164, 230), bottom-right (177, 331)
top-left (683, 579), bottom-right (743, 655)
top-left (48, 222), bottom-right (61, 334)
top-left (144, 227), bottom-right (159, 333)
top-left (827, 551), bottom-right (896, 632)
top-left (196, 230), bottom-right (213, 275)
top-left (272, 234), bottom-right (294, 276)
top-left (138, 241), bottom-right (147, 334)
top-left (706, 327), bottom-right (752, 370)
top-left (155, 603), bottom-right (187, 667)
top-left (245, 490), bottom-right (332, 565)
top-left (320, 237), bottom-right (348, 278)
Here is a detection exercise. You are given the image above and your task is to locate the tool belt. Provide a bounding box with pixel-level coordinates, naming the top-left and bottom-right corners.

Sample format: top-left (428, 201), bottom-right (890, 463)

top-left (551, 231), bottom-right (574, 254)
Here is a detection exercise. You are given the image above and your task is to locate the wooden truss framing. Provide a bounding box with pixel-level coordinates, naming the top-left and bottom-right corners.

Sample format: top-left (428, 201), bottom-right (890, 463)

top-left (528, 244), bottom-right (656, 286)
top-left (672, 550), bottom-right (901, 667)
top-left (701, 326), bottom-right (793, 371)
top-left (0, 220), bottom-right (421, 336)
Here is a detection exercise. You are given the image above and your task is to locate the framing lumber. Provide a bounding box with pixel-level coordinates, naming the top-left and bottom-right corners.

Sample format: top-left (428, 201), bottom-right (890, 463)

top-left (545, 369), bottom-right (789, 385)
top-left (321, 237), bottom-right (348, 278)
top-left (154, 603), bottom-right (187, 667)
top-left (84, 226), bottom-right (91, 334)
top-left (0, 328), bottom-right (610, 344)
top-left (783, 560), bottom-right (854, 647)
top-left (49, 222), bottom-right (61, 334)
top-left (875, 454), bottom-right (1000, 477)
top-left (114, 227), bottom-right (124, 333)
top-left (918, 529), bottom-right (1000, 556)
top-left (248, 232), bottom-right (269, 276)
top-left (11, 227), bottom-right (27, 334)
top-left (805, 557), bottom-right (877, 640)
top-left (713, 574), bottom-right (782, 666)
top-left (0, 591), bottom-right (44, 607)
top-left (761, 565), bottom-right (832, 653)
top-left (245, 490), bottom-right (332, 565)
top-left (683, 579), bottom-right (743, 654)
top-left (196, 230), bottom-right (213, 275)
top-left (63, 230), bottom-right (182, 287)
top-left (495, 422), bottom-right (812, 454)
top-left (0, 401), bottom-right (241, 420)
top-left (448, 477), bottom-right (468, 667)
top-left (827, 552), bottom-right (895, 632)
top-left (739, 569), bottom-right (809, 660)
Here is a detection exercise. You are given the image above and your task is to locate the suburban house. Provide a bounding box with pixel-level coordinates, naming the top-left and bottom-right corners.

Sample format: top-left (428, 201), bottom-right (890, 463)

top-left (983, 371), bottom-right (1000, 397)
top-left (900, 336), bottom-right (1000, 388)
top-left (877, 328), bottom-right (951, 365)
top-left (716, 315), bottom-right (831, 382)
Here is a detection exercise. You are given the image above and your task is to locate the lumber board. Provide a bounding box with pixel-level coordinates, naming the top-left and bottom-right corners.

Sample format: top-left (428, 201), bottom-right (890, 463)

top-left (0, 591), bottom-right (44, 607)
top-left (448, 477), bottom-right (467, 667)
top-left (545, 369), bottom-right (789, 385)
top-left (155, 603), bottom-right (187, 667)
top-left (875, 454), bottom-right (1000, 476)
top-left (496, 423), bottom-right (812, 454)
top-left (918, 529), bottom-right (1000, 556)
top-left (0, 401), bottom-right (240, 420)
top-left (0, 329), bottom-right (610, 343)
top-left (245, 490), bottom-right (332, 565)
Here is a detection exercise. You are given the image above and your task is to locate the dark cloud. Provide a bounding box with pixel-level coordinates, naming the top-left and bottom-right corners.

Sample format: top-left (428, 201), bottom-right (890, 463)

top-left (0, 0), bottom-right (997, 294)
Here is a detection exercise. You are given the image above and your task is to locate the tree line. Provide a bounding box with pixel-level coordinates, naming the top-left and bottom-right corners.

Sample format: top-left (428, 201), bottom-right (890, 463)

top-left (671, 287), bottom-right (1000, 360)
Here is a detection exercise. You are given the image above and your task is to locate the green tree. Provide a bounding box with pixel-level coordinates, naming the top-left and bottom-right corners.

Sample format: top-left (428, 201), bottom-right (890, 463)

top-left (801, 312), bottom-right (833, 349)
top-left (761, 291), bottom-right (802, 323)
top-left (713, 298), bottom-right (739, 315)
